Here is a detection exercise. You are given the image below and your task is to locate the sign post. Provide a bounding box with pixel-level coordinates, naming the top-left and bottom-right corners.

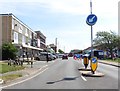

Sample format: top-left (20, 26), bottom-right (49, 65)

top-left (86, 0), bottom-right (98, 74)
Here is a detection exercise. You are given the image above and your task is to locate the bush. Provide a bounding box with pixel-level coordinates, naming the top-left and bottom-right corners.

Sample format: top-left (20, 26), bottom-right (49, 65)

top-left (2, 43), bottom-right (18, 60)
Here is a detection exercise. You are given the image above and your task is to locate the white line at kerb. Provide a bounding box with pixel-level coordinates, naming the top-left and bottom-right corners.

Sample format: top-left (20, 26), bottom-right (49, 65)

top-left (1, 65), bottom-right (48, 89)
top-left (81, 75), bottom-right (87, 81)
top-left (42, 65), bottom-right (48, 68)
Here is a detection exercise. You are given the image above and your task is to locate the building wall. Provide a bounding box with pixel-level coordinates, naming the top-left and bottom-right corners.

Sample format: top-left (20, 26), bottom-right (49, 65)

top-left (35, 31), bottom-right (46, 49)
top-left (40, 37), bottom-right (46, 49)
top-left (0, 16), bottom-right (2, 60)
top-left (2, 15), bottom-right (12, 44)
top-left (0, 16), bottom-right (2, 47)
top-left (0, 14), bottom-right (46, 48)
top-left (11, 16), bottom-right (33, 46)
top-left (0, 14), bottom-right (46, 59)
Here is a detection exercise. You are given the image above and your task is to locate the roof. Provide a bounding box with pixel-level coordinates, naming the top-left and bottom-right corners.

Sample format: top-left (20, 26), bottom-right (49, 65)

top-left (35, 31), bottom-right (46, 39)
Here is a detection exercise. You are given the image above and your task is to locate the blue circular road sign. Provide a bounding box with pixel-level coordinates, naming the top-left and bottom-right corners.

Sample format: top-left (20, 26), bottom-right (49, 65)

top-left (86, 14), bottom-right (97, 26)
top-left (91, 57), bottom-right (97, 63)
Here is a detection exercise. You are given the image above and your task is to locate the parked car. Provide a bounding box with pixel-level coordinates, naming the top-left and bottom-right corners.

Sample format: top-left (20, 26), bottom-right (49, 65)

top-left (35, 52), bottom-right (53, 61)
top-left (62, 54), bottom-right (68, 60)
top-left (68, 53), bottom-right (73, 57)
top-left (51, 54), bottom-right (57, 60)
top-left (58, 54), bottom-right (64, 58)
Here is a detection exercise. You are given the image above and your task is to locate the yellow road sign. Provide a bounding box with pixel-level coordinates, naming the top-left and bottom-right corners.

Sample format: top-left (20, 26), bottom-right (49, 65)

top-left (84, 57), bottom-right (89, 64)
top-left (91, 57), bottom-right (98, 73)
top-left (83, 57), bottom-right (89, 69)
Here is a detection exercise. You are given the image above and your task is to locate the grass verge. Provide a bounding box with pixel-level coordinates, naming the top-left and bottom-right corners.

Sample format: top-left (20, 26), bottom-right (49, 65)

top-left (0, 62), bottom-right (25, 73)
top-left (103, 58), bottom-right (120, 63)
top-left (0, 74), bottom-right (22, 83)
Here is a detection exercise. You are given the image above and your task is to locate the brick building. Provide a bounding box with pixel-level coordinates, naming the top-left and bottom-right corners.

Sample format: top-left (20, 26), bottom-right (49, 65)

top-left (0, 13), bottom-right (46, 59)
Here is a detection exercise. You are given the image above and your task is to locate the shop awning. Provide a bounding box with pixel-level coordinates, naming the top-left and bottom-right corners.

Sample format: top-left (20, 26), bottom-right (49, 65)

top-left (22, 44), bottom-right (43, 51)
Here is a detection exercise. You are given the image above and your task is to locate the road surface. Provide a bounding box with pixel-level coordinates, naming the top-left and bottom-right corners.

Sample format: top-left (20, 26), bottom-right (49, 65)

top-left (2, 57), bottom-right (119, 90)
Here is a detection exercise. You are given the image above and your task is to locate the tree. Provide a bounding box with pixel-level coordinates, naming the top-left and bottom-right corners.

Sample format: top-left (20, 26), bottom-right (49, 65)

top-left (116, 36), bottom-right (120, 49)
top-left (46, 48), bottom-right (55, 54)
top-left (2, 43), bottom-right (18, 60)
top-left (93, 31), bottom-right (119, 59)
top-left (58, 49), bottom-right (64, 53)
top-left (70, 49), bottom-right (83, 54)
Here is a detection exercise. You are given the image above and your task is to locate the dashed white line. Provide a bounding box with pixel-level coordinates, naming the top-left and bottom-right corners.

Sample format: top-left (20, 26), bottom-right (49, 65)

top-left (1, 65), bottom-right (48, 89)
top-left (81, 75), bottom-right (87, 81)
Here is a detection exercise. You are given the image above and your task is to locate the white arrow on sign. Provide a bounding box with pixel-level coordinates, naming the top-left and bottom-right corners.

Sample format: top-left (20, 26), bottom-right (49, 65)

top-left (89, 16), bottom-right (95, 22)
top-left (92, 58), bottom-right (96, 63)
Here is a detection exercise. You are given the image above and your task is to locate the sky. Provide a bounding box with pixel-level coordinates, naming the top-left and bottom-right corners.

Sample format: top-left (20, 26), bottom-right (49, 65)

top-left (0, 0), bottom-right (119, 53)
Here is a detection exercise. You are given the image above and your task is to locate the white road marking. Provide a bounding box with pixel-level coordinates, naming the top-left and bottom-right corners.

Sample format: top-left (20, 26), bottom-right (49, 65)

top-left (89, 16), bottom-right (95, 22)
top-left (42, 65), bottom-right (48, 68)
top-left (0, 79), bottom-right (4, 84)
top-left (1, 65), bottom-right (48, 89)
top-left (81, 75), bottom-right (87, 81)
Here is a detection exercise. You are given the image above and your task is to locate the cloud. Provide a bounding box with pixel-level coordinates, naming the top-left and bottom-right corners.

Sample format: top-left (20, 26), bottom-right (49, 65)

top-left (45, 26), bottom-right (91, 52)
top-left (0, 0), bottom-right (119, 16)
top-left (0, 0), bottom-right (118, 52)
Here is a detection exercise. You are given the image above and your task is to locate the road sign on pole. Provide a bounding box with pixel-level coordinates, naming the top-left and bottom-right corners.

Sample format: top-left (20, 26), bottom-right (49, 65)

top-left (90, 57), bottom-right (98, 74)
top-left (86, 0), bottom-right (98, 74)
top-left (86, 14), bottom-right (97, 26)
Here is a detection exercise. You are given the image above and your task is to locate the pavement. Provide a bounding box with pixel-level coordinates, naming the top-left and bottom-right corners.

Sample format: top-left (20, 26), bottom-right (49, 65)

top-left (0, 59), bottom-right (119, 85)
top-left (98, 60), bottom-right (120, 67)
top-left (0, 60), bottom-right (49, 85)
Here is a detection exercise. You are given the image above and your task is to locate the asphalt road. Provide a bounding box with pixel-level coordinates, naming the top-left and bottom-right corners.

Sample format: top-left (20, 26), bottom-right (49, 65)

top-left (3, 57), bottom-right (119, 89)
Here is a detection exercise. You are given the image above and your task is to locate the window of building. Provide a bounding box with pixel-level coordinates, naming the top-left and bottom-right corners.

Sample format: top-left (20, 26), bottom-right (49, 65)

top-left (18, 33), bottom-right (22, 44)
top-left (25, 28), bottom-right (28, 36)
top-left (26, 37), bottom-right (28, 45)
top-left (28, 39), bottom-right (31, 46)
top-left (29, 31), bottom-right (32, 39)
top-left (22, 35), bottom-right (26, 45)
top-left (19, 24), bottom-right (23, 33)
top-left (14, 31), bottom-right (18, 44)
top-left (37, 39), bottom-right (40, 47)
